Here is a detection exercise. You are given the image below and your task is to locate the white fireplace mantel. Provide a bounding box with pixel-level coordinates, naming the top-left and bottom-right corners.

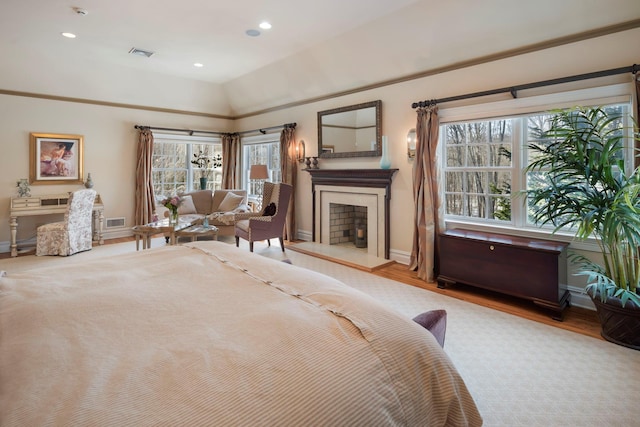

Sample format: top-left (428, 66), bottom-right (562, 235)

top-left (306, 169), bottom-right (398, 259)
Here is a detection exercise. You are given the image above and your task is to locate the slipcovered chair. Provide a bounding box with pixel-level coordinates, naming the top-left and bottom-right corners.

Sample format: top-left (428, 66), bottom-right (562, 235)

top-left (36, 189), bottom-right (96, 256)
top-left (235, 182), bottom-right (293, 252)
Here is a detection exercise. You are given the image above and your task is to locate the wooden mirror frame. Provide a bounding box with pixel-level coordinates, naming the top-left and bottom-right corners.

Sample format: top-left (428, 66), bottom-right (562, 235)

top-left (317, 100), bottom-right (382, 159)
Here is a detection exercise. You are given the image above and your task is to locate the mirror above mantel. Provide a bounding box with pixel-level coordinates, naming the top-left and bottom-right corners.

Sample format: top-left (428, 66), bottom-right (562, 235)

top-left (317, 100), bottom-right (381, 159)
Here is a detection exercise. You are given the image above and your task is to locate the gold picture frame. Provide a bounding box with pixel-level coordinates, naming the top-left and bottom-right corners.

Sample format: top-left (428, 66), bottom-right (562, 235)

top-left (30, 133), bottom-right (84, 185)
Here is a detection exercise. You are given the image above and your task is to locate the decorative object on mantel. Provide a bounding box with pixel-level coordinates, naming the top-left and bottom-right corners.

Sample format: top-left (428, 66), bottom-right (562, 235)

top-left (16, 179), bottom-right (31, 197)
top-left (84, 173), bottom-right (94, 188)
top-left (305, 157), bottom-right (311, 169)
top-left (311, 157), bottom-right (319, 169)
top-left (379, 135), bottom-right (391, 169)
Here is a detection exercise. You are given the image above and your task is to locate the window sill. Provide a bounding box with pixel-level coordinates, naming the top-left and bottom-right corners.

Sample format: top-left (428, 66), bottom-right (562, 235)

top-left (443, 219), bottom-right (599, 252)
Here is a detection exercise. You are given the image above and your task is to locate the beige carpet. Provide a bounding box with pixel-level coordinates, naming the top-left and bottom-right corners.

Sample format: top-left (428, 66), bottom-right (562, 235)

top-left (2, 237), bottom-right (639, 427)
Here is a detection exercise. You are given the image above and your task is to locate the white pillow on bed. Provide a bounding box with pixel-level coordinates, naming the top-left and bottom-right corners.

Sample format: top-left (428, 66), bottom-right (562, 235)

top-left (178, 195), bottom-right (198, 214)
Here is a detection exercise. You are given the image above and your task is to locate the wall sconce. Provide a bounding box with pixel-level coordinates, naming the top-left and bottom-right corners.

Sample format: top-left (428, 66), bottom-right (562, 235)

top-left (296, 140), bottom-right (306, 162)
top-left (407, 129), bottom-right (417, 159)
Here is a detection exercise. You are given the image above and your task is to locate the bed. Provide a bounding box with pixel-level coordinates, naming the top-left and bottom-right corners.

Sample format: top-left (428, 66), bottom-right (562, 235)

top-left (0, 241), bottom-right (482, 426)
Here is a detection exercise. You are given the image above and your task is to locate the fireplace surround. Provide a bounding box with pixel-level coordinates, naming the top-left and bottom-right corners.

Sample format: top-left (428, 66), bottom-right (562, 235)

top-left (306, 169), bottom-right (398, 259)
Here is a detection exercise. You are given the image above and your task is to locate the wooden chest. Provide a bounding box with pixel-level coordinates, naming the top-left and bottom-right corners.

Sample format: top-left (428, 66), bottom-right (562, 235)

top-left (437, 229), bottom-right (570, 320)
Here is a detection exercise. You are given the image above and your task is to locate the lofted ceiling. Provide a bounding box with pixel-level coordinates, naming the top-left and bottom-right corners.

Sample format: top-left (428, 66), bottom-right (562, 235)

top-left (0, 0), bottom-right (419, 84)
top-left (1, 0), bottom-right (640, 115)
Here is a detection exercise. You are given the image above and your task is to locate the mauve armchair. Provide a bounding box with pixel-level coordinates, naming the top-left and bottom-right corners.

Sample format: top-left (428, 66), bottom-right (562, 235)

top-left (235, 182), bottom-right (293, 252)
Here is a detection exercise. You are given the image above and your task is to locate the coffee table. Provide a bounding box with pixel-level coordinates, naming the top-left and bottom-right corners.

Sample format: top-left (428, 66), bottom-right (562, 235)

top-left (174, 224), bottom-right (219, 243)
top-left (132, 218), bottom-right (193, 250)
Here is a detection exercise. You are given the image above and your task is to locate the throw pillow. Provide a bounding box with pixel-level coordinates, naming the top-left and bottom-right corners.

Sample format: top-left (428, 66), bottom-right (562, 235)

top-left (413, 309), bottom-right (447, 348)
top-left (177, 195), bottom-right (197, 215)
top-left (217, 192), bottom-right (244, 212)
top-left (262, 202), bottom-right (276, 216)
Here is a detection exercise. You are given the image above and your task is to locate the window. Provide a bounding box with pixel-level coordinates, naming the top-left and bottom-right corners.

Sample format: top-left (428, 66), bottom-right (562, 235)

top-left (443, 119), bottom-right (514, 222)
top-left (152, 133), bottom-right (222, 199)
top-left (441, 101), bottom-right (632, 230)
top-left (241, 134), bottom-right (281, 196)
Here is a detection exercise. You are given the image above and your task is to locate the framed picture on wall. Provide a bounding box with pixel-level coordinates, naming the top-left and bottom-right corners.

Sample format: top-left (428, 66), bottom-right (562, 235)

top-left (29, 133), bottom-right (84, 185)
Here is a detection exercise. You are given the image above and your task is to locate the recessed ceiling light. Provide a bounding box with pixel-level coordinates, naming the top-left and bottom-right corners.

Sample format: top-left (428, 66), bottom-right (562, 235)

top-left (259, 21), bottom-right (272, 30)
top-left (194, 63), bottom-right (204, 68)
top-left (61, 32), bottom-right (76, 39)
top-left (245, 29), bottom-right (260, 37)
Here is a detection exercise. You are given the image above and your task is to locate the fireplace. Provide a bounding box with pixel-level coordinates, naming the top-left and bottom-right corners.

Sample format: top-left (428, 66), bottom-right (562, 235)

top-left (329, 203), bottom-right (367, 247)
top-left (307, 169), bottom-right (397, 259)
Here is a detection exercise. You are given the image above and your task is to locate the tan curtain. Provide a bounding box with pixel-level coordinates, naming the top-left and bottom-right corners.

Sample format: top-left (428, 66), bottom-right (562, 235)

top-left (279, 127), bottom-right (297, 241)
top-left (134, 129), bottom-right (156, 225)
top-left (634, 72), bottom-right (640, 168)
top-left (221, 133), bottom-right (240, 189)
top-left (409, 104), bottom-right (441, 282)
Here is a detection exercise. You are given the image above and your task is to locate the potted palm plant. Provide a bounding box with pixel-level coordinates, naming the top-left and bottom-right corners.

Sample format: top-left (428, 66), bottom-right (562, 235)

top-left (525, 106), bottom-right (640, 350)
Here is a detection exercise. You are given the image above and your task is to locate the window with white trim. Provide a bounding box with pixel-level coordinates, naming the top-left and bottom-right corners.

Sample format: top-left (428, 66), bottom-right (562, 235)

top-left (440, 85), bottom-right (633, 231)
top-left (152, 133), bottom-right (223, 199)
top-left (241, 133), bottom-right (281, 197)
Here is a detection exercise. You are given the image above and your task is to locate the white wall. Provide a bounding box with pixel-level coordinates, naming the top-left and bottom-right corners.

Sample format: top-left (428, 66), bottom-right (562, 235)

top-left (0, 94), bottom-right (231, 250)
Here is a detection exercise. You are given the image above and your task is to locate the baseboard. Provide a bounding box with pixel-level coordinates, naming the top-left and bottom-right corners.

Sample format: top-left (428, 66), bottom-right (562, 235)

top-left (566, 285), bottom-right (595, 310)
top-left (296, 229), bottom-right (313, 242)
top-left (389, 248), bottom-right (410, 265)
top-left (0, 227), bottom-right (136, 254)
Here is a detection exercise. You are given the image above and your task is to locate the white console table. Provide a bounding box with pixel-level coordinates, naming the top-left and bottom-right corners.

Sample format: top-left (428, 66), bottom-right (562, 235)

top-left (9, 193), bottom-right (104, 257)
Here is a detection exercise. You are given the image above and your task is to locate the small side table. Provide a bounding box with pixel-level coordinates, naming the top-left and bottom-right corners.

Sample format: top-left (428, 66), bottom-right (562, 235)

top-left (132, 218), bottom-right (192, 250)
top-left (174, 225), bottom-right (219, 243)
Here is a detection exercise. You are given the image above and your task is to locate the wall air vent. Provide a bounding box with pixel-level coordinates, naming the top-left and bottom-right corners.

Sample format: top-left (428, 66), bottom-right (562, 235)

top-left (106, 217), bottom-right (126, 228)
top-left (128, 47), bottom-right (155, 58)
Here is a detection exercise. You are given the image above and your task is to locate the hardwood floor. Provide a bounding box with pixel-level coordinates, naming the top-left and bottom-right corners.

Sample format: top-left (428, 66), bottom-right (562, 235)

top-left (2, 237), bottom-right (602, 341)
top-left (374, 262), bottom-right (603, 341)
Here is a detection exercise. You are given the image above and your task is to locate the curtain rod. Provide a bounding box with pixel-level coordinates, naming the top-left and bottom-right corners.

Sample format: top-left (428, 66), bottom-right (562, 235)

top-left (134, 122), bottom-right (296, 136)
top-left (237, 122), bottom-right (296, 135)
top-left (411, 63), bottom-right (640, 109)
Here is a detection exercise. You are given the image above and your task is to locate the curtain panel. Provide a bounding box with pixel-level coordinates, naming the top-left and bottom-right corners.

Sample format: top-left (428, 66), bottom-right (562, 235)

top-left (134, 129), bottom-right (156, 225)
top-left (279, 127), bottom-right (297, 241)
top-left (409, 105), bottom-right (442, 282)
top-left (221, 133), bottom-right (240, 189)
top-left (634, 73), bottom-right (640, 168)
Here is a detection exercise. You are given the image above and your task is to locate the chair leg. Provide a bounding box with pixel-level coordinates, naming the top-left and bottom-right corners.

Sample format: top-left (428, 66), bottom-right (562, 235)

top-left (235, 236), bottom-right (240, 247)
top-left (267, 239), bottom-right (271, 247)
top-left (249, 242), bottom-right (254, 252)
top-left (279, 237), bottom-right (285, 252)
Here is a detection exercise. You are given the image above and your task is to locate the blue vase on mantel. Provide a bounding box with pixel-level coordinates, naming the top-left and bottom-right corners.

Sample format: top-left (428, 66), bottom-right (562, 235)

top-left (379, 136), bottom-right (391, 169)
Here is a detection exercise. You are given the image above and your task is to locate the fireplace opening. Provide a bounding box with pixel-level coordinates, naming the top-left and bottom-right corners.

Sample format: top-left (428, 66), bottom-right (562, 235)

top-left (329, 203), bottom-right (367, 249)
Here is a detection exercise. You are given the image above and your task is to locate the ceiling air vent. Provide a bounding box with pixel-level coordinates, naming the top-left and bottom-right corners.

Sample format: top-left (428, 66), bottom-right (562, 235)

top-left (128, 47), bottom-right (155, 58)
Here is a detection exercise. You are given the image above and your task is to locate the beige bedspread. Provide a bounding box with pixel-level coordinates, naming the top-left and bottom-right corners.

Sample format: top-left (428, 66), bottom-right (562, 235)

top-left (0, 241), bottom-right (482, 426)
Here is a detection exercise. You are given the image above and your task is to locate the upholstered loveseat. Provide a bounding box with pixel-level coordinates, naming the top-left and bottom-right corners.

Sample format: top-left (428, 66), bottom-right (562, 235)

top-left (158, 189), bottom-right (254, 237)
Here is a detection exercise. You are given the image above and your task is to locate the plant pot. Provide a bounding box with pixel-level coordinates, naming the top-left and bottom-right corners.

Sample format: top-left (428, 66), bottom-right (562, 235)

top-left (199, 177), bottom-right (208, 190)
top-left (588, 289), bottom-right (640, 350)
